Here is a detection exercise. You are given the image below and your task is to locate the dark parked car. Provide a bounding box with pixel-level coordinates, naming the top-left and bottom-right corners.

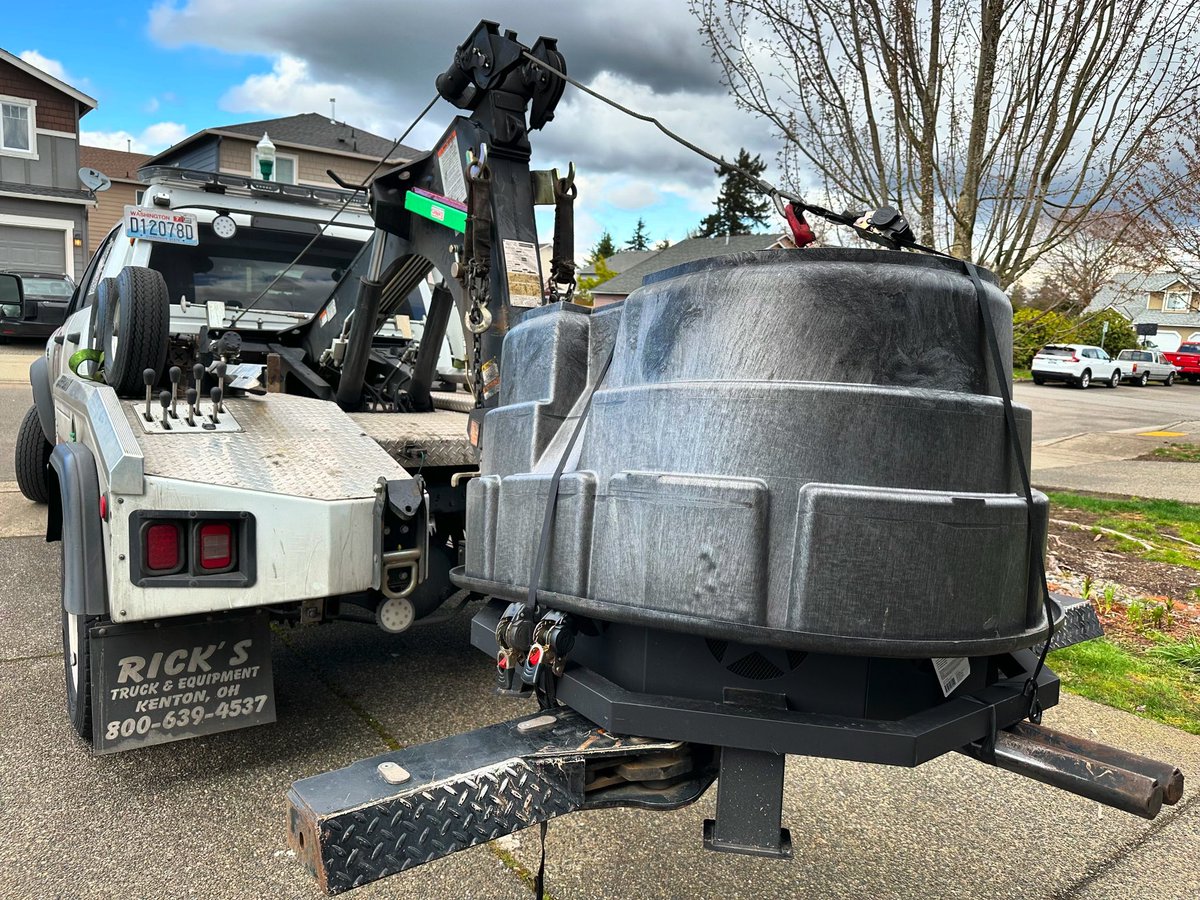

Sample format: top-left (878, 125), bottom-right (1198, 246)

top-left (0, 271), bottom-right (75, 339)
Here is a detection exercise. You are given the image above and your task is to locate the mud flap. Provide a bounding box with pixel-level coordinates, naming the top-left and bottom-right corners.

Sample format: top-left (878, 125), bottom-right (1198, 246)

top-left (90, 611), bottom-right (275, 754)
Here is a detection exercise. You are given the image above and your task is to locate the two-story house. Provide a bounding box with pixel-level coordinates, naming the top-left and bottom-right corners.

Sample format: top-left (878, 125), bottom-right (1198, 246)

top-left (143, 112), bottom-right (418, 189)
top-left (0, 48), bottom-right (97, 279)
top-left (1086, 272), bottom-right (1200, 353)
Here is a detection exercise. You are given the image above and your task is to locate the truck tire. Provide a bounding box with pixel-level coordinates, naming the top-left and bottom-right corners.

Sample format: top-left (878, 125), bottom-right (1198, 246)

top-left (101, 266), bottom-right (170, 397)
top-left (1136, 372), bottom-right (1149, 386)
top-left (1107, 370), bottom-right (1121, 388)
top-left (15, 405), bottom-right (52, 503)
top-left (1166, 372), bottom-right (1175, 386)
top-left (63, 606), bottom-right (95, 742)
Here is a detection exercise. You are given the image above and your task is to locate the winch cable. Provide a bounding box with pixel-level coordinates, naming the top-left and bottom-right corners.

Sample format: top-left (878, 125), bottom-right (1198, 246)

top-left (228, 94), bottom-right (439, 327)
top-left (520, 52), bottom-right (1056, 725)
top-left (966, 261), bottom-right (1056, 724)
top-left (519, 51), bottom-right (952, 257)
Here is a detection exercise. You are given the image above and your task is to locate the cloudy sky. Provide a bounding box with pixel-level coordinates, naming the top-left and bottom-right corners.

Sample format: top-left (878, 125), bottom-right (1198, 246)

top-left (8, 1), bottom-right (789, 251)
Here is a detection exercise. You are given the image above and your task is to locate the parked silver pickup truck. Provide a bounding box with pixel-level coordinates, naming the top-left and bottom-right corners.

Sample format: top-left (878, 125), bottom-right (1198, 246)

top-left (1117, 348), bottom-right (1177, 386)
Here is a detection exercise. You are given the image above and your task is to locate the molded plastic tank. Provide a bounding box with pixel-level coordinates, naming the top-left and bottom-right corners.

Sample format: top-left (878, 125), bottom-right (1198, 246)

top-left (460, 249), bottom-right (1051, 656)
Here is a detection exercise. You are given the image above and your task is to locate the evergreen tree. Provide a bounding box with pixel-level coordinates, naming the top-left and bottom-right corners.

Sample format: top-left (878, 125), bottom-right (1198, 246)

top-left (625, 218), bottom-right (651, 251)
top-left (591, 230), bottom-right (617, 261)
top-left (695, 149), bottom-right (770, 237)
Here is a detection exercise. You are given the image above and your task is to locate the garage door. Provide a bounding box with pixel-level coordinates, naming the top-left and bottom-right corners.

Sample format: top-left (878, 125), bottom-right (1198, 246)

top-left (0, 224), bottom-right (66, 274)
top-left (1155, 329), bottom-right (1182, 352)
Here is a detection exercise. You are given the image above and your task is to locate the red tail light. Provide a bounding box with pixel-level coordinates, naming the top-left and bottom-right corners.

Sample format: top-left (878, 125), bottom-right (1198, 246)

top-left (145, 523), bottom-right (183, 572)
top-left (1131, 363), bottom-right (1138, 372)
top-left (1071, 355), bottom-right (1079, 362)
top-left (198, 522), bottom-right (233, 570)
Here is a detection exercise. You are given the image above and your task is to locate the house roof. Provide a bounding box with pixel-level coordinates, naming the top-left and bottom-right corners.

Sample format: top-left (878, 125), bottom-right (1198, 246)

top-left (1087, 271), bottom-right (1199, 321)
top-left (593, 234), bottom-right (787, 298)
top-left (79, 146), bottom-right (151, 183)
top-left (146, 113), bottom-right (420, 167)
top-left (0, 48), bottom-right (97, 112)
top-left (0, 180), bottom-right (92, 203)
top-left (578, 249), bottom-right (659, 280)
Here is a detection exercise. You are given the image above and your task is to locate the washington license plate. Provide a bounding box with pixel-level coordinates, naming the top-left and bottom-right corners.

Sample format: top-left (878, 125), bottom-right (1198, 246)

top-left (123, 205), bottom-right (199, 246)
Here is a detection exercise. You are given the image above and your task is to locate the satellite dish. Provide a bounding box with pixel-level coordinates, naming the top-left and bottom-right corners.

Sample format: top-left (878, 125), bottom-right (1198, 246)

top-left (78, 167), bottom-right (112, 193)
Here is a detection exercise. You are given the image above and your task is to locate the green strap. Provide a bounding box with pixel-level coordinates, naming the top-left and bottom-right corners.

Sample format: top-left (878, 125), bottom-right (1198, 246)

top-left (68, 348), bottom-right (104, 381)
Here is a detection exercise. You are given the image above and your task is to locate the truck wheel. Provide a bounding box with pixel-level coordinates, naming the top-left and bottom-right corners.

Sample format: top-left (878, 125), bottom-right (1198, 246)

top-left (1136, 372), bottom-right (1149, 386)
top-left (1166, 372), bottom-right (1175, 386)
top-left (15, 405), bottom-right (52, 503)
top-left (1077, 369), bottom-right (1091, 389)
top-left (1108, 370), bottom-right (1121, 388)
top-left (101, 266), bottom-right (170, 397)
top-left (62, 606), bottom-right (95, 742)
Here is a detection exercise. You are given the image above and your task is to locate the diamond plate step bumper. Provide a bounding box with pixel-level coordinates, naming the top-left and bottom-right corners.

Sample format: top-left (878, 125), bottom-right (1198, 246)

top-left (286, 709), bottom-right (714, 894)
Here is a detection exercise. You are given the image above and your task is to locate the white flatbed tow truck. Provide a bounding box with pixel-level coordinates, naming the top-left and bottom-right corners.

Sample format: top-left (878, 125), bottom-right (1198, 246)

top-left (11, 167), bottom-right (477, 753)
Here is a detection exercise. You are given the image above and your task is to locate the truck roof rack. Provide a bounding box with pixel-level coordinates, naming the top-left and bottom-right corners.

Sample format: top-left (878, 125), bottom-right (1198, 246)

top-left (136, 165), bottom-right (370, 210)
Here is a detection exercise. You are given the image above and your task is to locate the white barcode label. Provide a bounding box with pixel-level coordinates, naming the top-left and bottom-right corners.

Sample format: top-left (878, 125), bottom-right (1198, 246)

top-left (932, 657), bottom-right (970, 697)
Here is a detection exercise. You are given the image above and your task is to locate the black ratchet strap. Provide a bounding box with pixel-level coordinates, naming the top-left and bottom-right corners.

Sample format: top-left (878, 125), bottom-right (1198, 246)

top-left (526, 339), bottom-right (617, 614)
top-left (550, 174), bottom-right (577, 299)
top-left (964, 262), bottom-right (1055, 723)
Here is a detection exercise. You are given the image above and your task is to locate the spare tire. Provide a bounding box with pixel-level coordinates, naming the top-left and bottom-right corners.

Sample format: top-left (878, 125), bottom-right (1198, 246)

top-left (15, 405), bottom-right (52, 503)
top-left (101, 266), bottom-right (170, 397)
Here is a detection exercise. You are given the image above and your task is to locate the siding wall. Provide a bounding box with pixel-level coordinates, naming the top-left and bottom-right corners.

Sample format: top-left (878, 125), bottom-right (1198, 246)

top-left (168, 136), bottom-right (220, 172)
top-left (218, 137), bottom-right (378, 186)
top-left (0, 132), bottom-right (79, 190)
top-left (87, 180), bottom-right (139, 255)
top-left (0, 59), bottom-right (77, 132)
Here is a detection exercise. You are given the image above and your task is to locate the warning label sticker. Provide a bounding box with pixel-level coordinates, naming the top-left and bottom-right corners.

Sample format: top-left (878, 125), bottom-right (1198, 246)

top-left (503, 239), bottom-right (543, 308)
top-left (931, 657), bottom-right (970, 697)
top-left (437, 131), bottom-right (467, 203)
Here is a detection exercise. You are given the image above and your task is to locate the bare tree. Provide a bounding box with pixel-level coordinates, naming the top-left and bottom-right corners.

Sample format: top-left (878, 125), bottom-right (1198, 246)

top-left (1034, 212), bottom-right (1148, 314)
top-left (693, 0), bottom-right (1200, 287)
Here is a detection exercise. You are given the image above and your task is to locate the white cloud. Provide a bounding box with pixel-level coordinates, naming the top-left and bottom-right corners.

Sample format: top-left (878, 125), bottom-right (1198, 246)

top-left (18, 50), bottom-right (69, 83)
top-left (220, 54), bottom-right (407, 139)
top-left (81, 122), bottom-right (190, 154)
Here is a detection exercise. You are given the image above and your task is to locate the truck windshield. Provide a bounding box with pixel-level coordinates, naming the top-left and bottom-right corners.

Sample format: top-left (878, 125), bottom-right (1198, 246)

top-left (149, 223), bottom-right (363, 321)
top-left (1178, 344), bottom-right (1200, 354)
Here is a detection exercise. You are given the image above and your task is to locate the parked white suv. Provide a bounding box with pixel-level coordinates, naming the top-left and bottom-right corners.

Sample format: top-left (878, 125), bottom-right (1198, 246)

top-left (1117, 348), bottom-right (1177, 386)
top-left (1031, 344), bottom-right (1121, 389)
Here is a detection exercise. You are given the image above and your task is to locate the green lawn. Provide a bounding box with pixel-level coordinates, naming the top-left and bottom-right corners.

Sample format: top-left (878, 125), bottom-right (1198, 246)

top-left (1049, 637), bottom-right (1200, 734)
top-left (1047, 491), bottom-right (1200, 572)
top-left (1014, 367), bottom-right (1032, 382)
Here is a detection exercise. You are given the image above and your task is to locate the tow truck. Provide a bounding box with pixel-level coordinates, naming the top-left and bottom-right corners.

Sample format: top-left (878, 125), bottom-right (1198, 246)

top-left (11, 161), bottom-right (478, 753)
top-left (282, 21), bottom-right (1185, 896)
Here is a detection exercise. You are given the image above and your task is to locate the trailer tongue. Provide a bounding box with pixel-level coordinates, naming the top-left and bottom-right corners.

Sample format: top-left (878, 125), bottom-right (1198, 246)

top-left (287, 20), bottom-right (1184, 894)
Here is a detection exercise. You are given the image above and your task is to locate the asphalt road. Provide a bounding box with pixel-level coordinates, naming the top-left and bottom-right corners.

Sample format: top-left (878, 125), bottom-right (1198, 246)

top-left (2, 343), bottom-right (1199, 898)
top-left (1013, 380), bottom-right (1200, 441)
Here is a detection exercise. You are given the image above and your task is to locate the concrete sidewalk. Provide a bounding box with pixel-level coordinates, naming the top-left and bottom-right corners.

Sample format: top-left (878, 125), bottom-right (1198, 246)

top-left (1033, 422), bottom-right (1200, 502)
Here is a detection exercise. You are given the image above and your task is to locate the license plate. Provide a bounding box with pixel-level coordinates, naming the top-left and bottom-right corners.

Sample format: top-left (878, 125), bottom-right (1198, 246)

top-left (90, 612), bottom-right (275, 754)
top-left (123, 205), bottom-right (199, 246)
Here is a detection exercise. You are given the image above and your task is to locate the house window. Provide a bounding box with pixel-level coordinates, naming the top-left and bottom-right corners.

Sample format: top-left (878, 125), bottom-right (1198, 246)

top-left (0, 96), bottom-right (36, 156)
top-left (252, 149), bottom-right (297, 184)
top-left (1165, 290), bottom-right (1192, 311)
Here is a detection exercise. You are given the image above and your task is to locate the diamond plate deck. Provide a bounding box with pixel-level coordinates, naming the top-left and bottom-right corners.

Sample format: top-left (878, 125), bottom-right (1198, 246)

top-left (352, 409), bottom-right (476, 468)
top-left (126, 393), bottom-right (409, 500)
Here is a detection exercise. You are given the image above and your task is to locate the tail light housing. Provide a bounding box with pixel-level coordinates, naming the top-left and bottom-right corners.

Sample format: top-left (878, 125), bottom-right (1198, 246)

top-left (130, 511), bottom-right (255, 587)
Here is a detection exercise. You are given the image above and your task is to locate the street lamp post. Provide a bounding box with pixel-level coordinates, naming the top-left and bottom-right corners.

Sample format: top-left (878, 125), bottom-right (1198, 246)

top-left (257, 132), bottom-right (276, 181)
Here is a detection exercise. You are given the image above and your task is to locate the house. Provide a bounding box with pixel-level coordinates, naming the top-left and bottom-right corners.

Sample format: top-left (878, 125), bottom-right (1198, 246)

top-left (1086, 272), bottom-right (1200, 352)
top-left (144, 112), bottom-right (419, 189)
top-left (590, 234), bottom-right (789, 306)
top-left (576, 248), bottom-right (659, 283)
top-left (0, 48), bottom-right (97, 279)
top-left (78, 146), bottom-right (149, 255)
